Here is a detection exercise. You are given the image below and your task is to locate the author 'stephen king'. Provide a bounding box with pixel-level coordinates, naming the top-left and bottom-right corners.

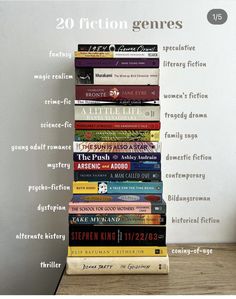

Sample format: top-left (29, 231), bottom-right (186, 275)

top-left (66, 44), bottom-right (169, 275)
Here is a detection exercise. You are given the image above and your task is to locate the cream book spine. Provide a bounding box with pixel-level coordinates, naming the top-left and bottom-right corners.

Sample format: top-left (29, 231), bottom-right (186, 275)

top-left (66, 256), bottom-right (169, 275)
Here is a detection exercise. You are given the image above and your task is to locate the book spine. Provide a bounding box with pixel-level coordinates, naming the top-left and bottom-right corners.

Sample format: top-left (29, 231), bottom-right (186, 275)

top-left (73, 152), bottom-right (161, 162)
top-left (69, 201), bottom-right (165, 214)
top-left (74, 161), bottom-right (161, 171)
top-left (74, 121), bottom-right (160, 130)
top-left (69, 203), bottom-right (165, 214)
top-left (77, 44), bottom-right (158, 52)
top-left (69, 225), bottom-right (166, 246)
top-left (75, 58), bottom-right (159, 68)
top-left (72, 181), bottom-right (163, 194)
top-left (66, 256), bottom-right (169, 275)
top-left (73, 141), bottom-right (161, 153)
top-left (72, 194), bottom-right (162, 201)
top-left (73, 153), bottom-right (161, 162)
top-left (75, 130), bottom-right (160, 142)
top-left (75, 105), bottom-right (160, 121)
top-left (75, 68), bottom-right (159, 85)
top-left (68, 246), bottom-right (167, 257)
top-left (75, 85), bottom-right (159, 101)
top-left (75, 100), bottom-right (159, 105)
top-left (74, 51), bottom-right (159, 58)
top-left (74, 170), bottom-right (161, 181)
top-left (69, 214), bottom-right (166, 225)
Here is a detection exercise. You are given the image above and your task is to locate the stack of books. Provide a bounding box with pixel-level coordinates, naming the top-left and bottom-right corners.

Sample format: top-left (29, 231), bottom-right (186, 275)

top-left (66, 44), bottom-right (169, 275)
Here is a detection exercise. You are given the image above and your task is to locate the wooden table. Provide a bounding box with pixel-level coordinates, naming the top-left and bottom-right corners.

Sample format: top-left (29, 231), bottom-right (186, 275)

top-left (56, 244), bottom-right (236, 295)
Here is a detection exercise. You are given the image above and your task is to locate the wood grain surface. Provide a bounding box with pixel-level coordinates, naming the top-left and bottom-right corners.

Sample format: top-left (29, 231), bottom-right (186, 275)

top-left (56, 244), bottom-right (236, 295)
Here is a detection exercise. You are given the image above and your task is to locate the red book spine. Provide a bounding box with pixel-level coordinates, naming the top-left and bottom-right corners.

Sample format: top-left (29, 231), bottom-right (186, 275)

top-left (74, 121), bottom-right (161, 130)
top-left (76, 85), bottom-right (159, 101)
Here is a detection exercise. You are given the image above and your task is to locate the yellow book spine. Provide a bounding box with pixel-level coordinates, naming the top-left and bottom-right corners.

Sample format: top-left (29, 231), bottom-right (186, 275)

top-left (68, 246), bottom-right (168, 257)
top-left (150, 130), bottom-right (160, 142)
top-left (74, 51), bottom-right (113, 58)
top-left (73, 181), bottom-right (98, 194)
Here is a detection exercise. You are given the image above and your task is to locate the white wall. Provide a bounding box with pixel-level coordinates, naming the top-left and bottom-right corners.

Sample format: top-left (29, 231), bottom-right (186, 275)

top-left (0, 0), bottom-right (235, 294)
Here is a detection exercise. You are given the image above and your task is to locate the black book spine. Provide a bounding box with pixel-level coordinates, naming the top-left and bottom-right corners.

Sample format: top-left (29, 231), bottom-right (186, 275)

top-left (77, 44), bottom-right (158, 52)
top-left (74, 170), bottom-right (161, 181)
top-left (69, 225), bottom-right (166, 246)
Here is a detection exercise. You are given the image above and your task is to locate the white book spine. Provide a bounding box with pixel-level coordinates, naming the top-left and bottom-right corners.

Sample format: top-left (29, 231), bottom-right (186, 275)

top-left (66, 256), bottom-right (169, 275)
top-left (74, 105), bottom-right (160, 121)
top-left (113, 52), bottom-right (159, 58)
top-left (76, 68), bottom-right (159, 85)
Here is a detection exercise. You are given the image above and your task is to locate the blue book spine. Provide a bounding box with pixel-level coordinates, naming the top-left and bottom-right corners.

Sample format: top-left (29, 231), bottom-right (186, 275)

top-left (106, 182), bottom-right (162, 194)
top-left (72, 194), bottom-right (162, 202)
top-left (129, 162), bottom-right (161, 170)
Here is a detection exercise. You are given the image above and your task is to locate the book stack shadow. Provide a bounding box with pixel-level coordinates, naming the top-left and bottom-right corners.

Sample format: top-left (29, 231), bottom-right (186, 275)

top-left (66, 44), bottom-right (169, 275)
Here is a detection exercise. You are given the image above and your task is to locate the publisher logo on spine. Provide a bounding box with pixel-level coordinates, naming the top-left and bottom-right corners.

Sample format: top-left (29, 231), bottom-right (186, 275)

top-left (109, 88), bottom-right (120, 99)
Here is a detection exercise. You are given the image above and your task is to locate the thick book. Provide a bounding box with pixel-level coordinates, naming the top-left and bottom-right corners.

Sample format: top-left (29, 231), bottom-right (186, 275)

top-left (69, 225), bottom-right (166, 246)
top-left (74, 170), bottom-right (161, 181)
top-left (67, 246), bottom-right (167, 257)
top-left (74, 105), bottom-right (160, 121)
top-left (73, 152), bottom-right (161, 162)
top-left (66, 256), bottom-right (169, 275)
top-left (73, 142), bottom-right (161, 153)
top-left (75, 68), bottom-right (159, 85)
top-left (69, 196), bottom-right (166, 214)
top-left (74, 121), bottom-right (161, 130)
top-left (69, 214), bottom-right (166, 225)
top-left (75, 130), bottom-right (160, 142)
top-left (74, 161), bottom-right (161, 171)
top-left (72, 181), bottom-right (163, 194)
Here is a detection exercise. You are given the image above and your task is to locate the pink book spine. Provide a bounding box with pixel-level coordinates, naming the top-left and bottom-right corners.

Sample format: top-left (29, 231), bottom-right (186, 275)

top-left (69, 202), bottom-right (152, 214)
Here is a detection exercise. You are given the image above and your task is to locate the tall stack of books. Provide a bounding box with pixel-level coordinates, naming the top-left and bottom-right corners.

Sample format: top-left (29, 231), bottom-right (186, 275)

top-left (66, 44), bottom-right (169, 275)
